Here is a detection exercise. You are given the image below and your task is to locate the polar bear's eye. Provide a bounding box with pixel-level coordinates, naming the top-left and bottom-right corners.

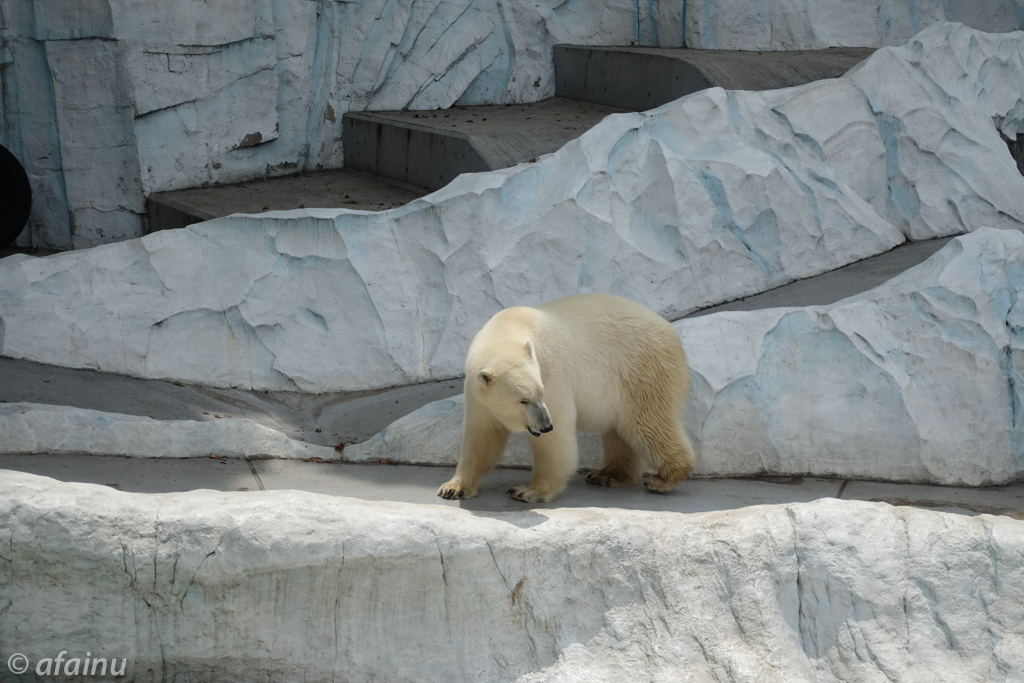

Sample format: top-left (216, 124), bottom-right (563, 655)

top-left (520, 399), bottom-right (530, 405)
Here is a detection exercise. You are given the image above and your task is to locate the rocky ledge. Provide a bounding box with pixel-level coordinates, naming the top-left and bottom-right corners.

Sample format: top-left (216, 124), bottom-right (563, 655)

top-left (1, 472), bottom-right (1021, 681)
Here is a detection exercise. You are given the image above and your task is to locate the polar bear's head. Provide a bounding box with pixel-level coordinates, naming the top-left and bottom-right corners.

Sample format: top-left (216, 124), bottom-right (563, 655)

top-left (469, 338), bottom-right (553, 437)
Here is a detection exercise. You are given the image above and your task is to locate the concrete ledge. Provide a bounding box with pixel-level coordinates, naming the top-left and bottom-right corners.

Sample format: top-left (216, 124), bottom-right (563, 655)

top-left (146, 170), bottom-right (429, 233)
top-left (342, 114), bottom-right (487, 191)
top-left (342, 99), bottom-right (623, 190)
top-left (1, 471), bottom-right (1021, 680)
top-left (145, 194), bottom-right (216, 234)
top-left (0, 402), bottom-right (337, 460)
top-left (5, 454), bottom-right (1024, 520)
top-left (554, 45), bottom-right (875, 110)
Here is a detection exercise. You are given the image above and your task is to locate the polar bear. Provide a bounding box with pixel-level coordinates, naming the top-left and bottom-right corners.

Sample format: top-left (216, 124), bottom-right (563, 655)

top-left (437, 293), bottom-right (696, 503)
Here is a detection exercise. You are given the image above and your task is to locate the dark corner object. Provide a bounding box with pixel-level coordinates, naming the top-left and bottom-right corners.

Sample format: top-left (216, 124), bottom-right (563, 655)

top-left (0, 144), bottom-right (32, 251)
top-left (1003, 131), bottom-right (1024, 177)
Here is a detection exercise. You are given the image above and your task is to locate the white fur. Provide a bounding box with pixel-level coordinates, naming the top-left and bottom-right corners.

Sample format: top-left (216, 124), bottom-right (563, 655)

top-left (437, 294), bottom-right (696, 503)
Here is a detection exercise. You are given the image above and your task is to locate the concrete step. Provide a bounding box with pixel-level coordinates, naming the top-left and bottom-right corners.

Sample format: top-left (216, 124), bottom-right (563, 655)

top-left (342, 98), bottom-right (624, 191)
top-left (146, 47), bottom-right (877, 230)
top-left (145, 168), bottom-right (430, 233)
top-left (343, 48), bottom-right (873, 191)
top-left (554, 46), bottom-right (877, 110)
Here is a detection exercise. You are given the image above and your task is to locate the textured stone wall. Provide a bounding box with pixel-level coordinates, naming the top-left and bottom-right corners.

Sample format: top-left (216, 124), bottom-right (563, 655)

top-left (686, 0), bottom-right (1024, 49)
top-left (0, 0), bottom-right (683, 250)
top-left (1, 24), bottom-right (1021, 393)
top-left (1, 0), bottom-right (1021, 250)
top-left (0, 0), bottom-right (283, 249)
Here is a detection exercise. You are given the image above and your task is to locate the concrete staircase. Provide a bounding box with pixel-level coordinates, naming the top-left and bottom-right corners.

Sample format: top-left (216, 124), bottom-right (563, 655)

top-left (342, 98), bottom-right (624, 191)
top-left (147, 47), bottom-right (876, 230)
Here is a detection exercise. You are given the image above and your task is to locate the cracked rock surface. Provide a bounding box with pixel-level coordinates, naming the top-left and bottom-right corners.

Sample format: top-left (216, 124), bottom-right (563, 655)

top-left (349, 229), bottom-right (1024, 487)
top-left (0, 471), bottom-right (1021, 681)
top-left (2, 24), bottom-right (1022, 393)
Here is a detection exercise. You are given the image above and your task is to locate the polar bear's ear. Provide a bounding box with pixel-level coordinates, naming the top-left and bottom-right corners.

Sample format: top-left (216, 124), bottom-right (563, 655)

top-left (478, 369), bottom-right (494, 386)
top-left (525, 340), bottom-right (534, 359)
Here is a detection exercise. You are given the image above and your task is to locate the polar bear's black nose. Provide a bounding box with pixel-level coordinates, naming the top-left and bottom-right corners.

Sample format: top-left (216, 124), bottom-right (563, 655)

top-left (527, 422), bottom-right (552, 437)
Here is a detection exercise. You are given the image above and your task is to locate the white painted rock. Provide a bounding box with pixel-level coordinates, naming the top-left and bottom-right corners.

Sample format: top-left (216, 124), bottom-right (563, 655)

top-left (350, 228), bottom-right (1024, 487)
top-left (0, 402), bottom-right (337, 461)
top-left (1, 25), bottom-right (1023, 392)
top-left (6, 0), bottom-right (1022, 251)
top-left (333, 0), bottom-right (679, 114)
top-left (4, 0), bottom-right (680, 250)
top-left (683, 227), bottom-right (1024, 486)
top-left (0, 471), bottom-right (1021, 680)
top-left (686, 0), bottom-right (1024, 50)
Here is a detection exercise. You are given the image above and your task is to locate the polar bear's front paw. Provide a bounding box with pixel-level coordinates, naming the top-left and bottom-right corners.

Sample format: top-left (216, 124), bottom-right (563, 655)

top-left (506, 485), bottom-right (554, 503)
top-left (437, 478), bottom-right (478, 500)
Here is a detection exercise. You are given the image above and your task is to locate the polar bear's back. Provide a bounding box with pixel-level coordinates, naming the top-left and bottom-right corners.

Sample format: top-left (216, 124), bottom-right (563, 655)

top-left (534, 294), bottom-right (689, 431)
top-left (538, 293), bottom-right (671, 332)
top-left (536, 294), bottom-right (681, 357)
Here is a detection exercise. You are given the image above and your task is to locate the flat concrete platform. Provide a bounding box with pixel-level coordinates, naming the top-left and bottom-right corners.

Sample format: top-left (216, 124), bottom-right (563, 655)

top-left (343, 98), bottom-right (625, 190)
top-left (555, 45), bottom-right (877, 110)
top-left (689, 236), bottom-right (954, 316)
top-left (2, 454), bottom-right (1021, 519)
top-left (0, 244), bottom-right (60, 259)
top-left (146, 168), bottom-right (430, 233)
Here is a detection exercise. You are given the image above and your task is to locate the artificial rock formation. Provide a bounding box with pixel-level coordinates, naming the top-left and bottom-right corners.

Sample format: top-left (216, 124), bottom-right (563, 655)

top-left (349, 228), bottom-right (1024, 487)
top-left (0, 471), bottom-right (1021, 681)
top-left (681, 227), bottom-right (1024, 486)
top-left (0, 402), bottom-right (337, 460)
top-left (3, 0), bottom-right (1020, 249)
top-left (345, 391), bottom-right (606, 469)
top-left (0, 0), bottom-right (681, 249)
top-left (1, 24), bottom-right (1022, 393)
top-left (0, 0), bottom-right (280, 248)
top-left (685, 0), bottom-right (1024, 50)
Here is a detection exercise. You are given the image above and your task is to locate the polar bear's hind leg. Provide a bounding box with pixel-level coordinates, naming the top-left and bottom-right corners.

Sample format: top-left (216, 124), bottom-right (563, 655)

top-left (619, 350), bottom-right (695, 493)
top-left (639, 423), bottom-right (695, 492)
top-left (586, 430), bottom-right (644, 487)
